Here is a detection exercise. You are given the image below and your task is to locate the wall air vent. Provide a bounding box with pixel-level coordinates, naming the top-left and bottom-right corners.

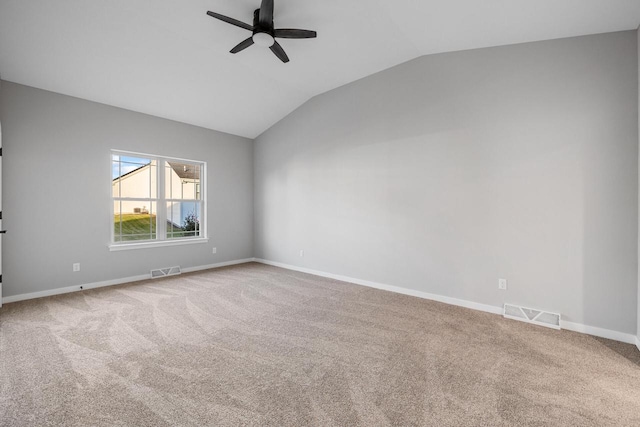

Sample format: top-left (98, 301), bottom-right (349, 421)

top-left (150, 266), bottom-right (181, 279)
top-left (503, 303), bottom-right (561, 330)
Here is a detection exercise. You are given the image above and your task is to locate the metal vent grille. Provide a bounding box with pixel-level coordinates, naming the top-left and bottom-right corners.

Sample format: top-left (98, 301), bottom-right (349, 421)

top-left (150, 266), bottom-right (181, 278)
top-left (504, 303), bottom-right (561, 330)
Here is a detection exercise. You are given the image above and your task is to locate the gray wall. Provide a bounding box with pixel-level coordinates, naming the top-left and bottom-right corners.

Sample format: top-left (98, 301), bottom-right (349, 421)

top-left (254, 31), bottom-right (639, 334)
top-left (0, 81), bottom-right (253, 298)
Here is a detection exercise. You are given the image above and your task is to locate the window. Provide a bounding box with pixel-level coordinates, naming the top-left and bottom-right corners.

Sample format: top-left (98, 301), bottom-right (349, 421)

top-left (111, 151), bottom-right (206, 250)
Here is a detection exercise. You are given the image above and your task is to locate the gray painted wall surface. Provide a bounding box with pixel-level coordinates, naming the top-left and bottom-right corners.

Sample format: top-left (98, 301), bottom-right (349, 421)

top-left (0, 81), bottom-right (253, 298)
top-left (254, 31), bottom-right (639, 333)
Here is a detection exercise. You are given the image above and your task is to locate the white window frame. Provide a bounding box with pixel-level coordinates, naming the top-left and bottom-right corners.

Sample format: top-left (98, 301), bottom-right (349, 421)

top-left (109, 150), bottom-right (208, 251)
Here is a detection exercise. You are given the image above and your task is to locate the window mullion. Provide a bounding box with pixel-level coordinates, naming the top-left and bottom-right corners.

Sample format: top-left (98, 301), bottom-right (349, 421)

top-left (157, 159), bottom-right (167, 240)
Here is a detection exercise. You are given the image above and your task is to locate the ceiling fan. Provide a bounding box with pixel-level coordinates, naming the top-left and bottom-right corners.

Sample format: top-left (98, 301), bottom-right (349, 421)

top-left (206, 0), bottom-right (317, 63)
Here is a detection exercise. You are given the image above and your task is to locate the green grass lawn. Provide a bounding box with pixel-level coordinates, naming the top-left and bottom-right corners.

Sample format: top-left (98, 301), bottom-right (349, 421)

top-left (114, 214), bottom-right (196, 241)
top-left (114, 213), bottom-right (156, 241)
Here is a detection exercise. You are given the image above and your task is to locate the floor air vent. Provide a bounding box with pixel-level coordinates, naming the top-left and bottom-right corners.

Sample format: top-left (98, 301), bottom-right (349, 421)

top-left (150, 266), bottom-right (181, 278)
top-left (503, 303), bottom-right (561, 330)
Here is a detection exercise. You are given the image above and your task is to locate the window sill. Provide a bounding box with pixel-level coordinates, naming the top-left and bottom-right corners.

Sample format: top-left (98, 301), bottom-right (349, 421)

top-left (109, 237), bottom-right (209, 251)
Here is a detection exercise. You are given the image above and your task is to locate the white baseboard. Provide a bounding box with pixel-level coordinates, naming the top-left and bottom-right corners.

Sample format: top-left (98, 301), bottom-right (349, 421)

top-left (254, 258), bottom-right (638, 347)
top-left (254, 258), bottom-right (503, 316)
top-left (561, 321), bottom-right (637, 345)
top-left (1, 274), bottom-right (151, 304)
top-left (1, 258), bottom-right (254, 304)
top-left (181, 258), bottom-right (255, 274)
top-left (636, 336), bottom-right (640, 352)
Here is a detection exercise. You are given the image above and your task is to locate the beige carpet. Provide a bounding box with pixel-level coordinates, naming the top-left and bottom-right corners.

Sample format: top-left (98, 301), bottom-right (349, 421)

top-left (1, 262), bottom-right (639, 426)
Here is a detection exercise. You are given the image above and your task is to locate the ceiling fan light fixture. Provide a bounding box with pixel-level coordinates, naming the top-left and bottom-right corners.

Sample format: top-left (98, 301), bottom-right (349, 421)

top-left (253, 32), bottom-right (275, 47)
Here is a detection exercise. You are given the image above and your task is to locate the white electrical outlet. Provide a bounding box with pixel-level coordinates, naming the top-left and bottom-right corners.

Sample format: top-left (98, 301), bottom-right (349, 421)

top-left (299, 250), bottom-right (304, 257)
top-left (212, 247), bottom-right (217, 254)
top-left (73, 263), bottom-right (81, 272)
top-left (498, 278), bottom-right (507, 290)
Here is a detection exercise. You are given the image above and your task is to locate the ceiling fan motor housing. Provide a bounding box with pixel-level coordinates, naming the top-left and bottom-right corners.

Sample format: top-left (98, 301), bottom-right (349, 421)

top-left (253, 9), bottom-right (273, 36)
top-left (252, 9), bottom-right (275, 47)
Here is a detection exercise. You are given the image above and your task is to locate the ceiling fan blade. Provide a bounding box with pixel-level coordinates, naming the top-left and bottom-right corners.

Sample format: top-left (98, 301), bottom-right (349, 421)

top-left (259, 0), bottom-right (274, 27)
top-left (270, 41), bottom-right (289, 63)
top-left (206, 11), bottom-right (253, 31)
top-left (274, 29), bottom-right (317, 39)
top-left (230, 37), bottom-right (255, 54)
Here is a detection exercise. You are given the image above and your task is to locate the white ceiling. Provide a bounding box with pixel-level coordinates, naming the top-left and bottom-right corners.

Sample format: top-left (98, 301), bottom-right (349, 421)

top-left (1, 0), bottom-right (639, 139)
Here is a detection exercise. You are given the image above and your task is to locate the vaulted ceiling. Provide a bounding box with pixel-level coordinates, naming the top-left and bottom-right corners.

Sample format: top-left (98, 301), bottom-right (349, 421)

top-left (1, 0), bottom-right (639, 138)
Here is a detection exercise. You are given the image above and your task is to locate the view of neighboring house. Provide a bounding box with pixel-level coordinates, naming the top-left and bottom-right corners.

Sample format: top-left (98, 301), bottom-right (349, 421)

top-left (112, 159), bottom-right (201, 229)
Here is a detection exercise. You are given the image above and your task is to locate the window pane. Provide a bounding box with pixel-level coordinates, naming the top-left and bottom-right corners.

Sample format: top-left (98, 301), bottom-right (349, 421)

top-left (165, 162), bottom-right (201, 200)
top-left (114, 201), bottom-right (156, 241)
top-left (112, 156), bottom-right (157, 198)
top-left (166, 202), bottom-right (201, 239)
